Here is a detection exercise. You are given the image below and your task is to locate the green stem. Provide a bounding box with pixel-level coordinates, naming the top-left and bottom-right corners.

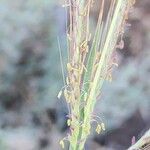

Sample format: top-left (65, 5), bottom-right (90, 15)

top-left (67, 1), bottom-right (134, 150)
top-left (69, 124), bottom-right (90, 150)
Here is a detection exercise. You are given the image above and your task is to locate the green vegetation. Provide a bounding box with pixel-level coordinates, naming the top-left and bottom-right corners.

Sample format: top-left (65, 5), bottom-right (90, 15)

top-left (58, 0), bottom-right (136, 149)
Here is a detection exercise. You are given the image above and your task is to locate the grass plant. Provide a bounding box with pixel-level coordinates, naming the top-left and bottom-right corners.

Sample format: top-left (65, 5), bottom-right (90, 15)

top-left (58, 0), bottom-right (136, 149)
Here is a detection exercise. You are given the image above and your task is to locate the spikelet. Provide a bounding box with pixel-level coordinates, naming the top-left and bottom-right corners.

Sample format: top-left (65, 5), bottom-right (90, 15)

top-left (64, 89), bottom-right (71, 103)
top-left (67, 119), bottom-right (71, 126)
top-left (59, 140), bottom-right (65, 149)
top-left (101, 123), bottom-right (106, 131)
top-left (57, 90), bottom-right (62, 99)
top-left (67, 63), bottom-right (72, 72)
top-left (96, 124), bottom-right (102, 134)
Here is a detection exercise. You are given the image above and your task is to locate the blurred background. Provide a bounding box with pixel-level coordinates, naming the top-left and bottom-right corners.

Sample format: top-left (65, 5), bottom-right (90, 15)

top-left (0, 0), bottom-right (149, 149)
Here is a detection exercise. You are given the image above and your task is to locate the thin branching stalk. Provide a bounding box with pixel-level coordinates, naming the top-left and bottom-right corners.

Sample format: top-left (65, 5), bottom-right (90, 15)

top-left (59, 0), bottom-right (136, 150)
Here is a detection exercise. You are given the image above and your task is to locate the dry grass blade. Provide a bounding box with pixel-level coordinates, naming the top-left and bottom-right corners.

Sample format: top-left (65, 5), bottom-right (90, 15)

top-left (128, 129), bottom-right (150, 150)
